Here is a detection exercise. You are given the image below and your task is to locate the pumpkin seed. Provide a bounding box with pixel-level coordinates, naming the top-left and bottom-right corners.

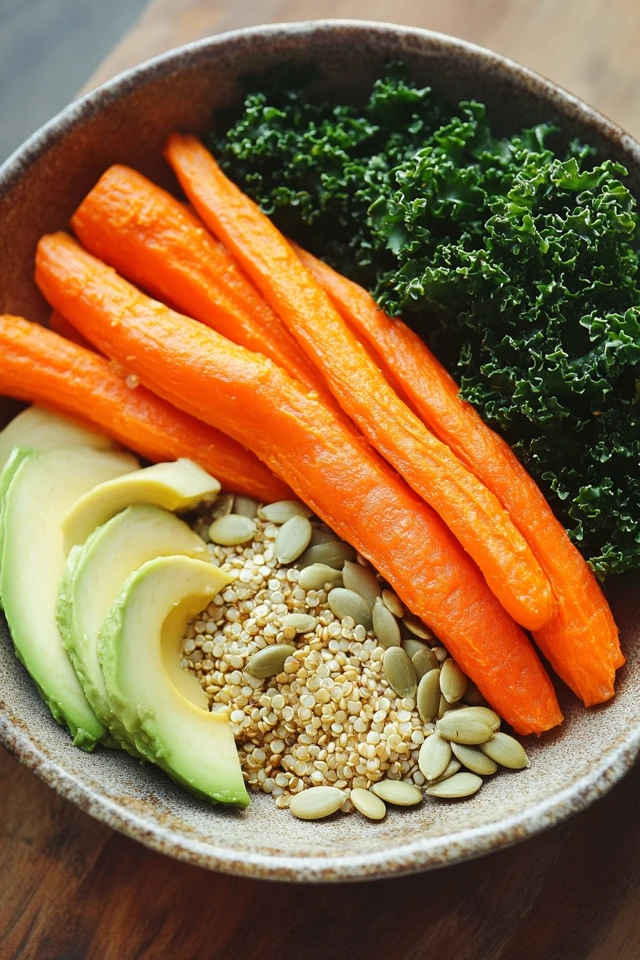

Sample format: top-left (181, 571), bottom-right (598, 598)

top-left (298, 563), bottom-right (343, 591)
top-left (350, 788), bottom-right (386, 821)
top-left (297, 540), bottom-right (356, 570)
top-left (437, 693), bottom-right (450, 720)
top-left (258, 500), bottom-right (313, 524)
top-left (428, 758), bottom-right (462, 785)
top-left (309, 525), bottom-right (336, 545)
top-left (289, 786), bottom-right (345, 820)
top-left (275, 515), bottom-right (313, 563)
top-left (281, 613), bottom-right (319, 634)
top-left (383, 646), bottom-right (417, 699)
top-left (210, 492), bottom-right (234, 519)
top-left (480, 732), bottom-right (530, 769)
top-left (434, 646), bottom-right (449, 662)
top-left (402, 615), bottom-right (434, 641)
top-left (401, 638), bottom-right (426, 659)
top-left (436, 713), bottom-right (494, 745)
top-left (371, 779), bottom-right (422, 806)
top-left (372, 597), bottom-right (401, 648)
top-left (451, 741), bottom-right (498, 776)
top-left (417, 668), bottom-right (441, 723)
top-left (418, 732), bottom-right (451, 780)
top-left (233, 495), bottom-right (259, 519)
top-left (342, 561), bottom-right (381, 606)
top-left (412, 647), bottom-right (438, 680)
top-left (440, 659), bottom-right (468, 703)
top-left (328, 587), bottom-right (373, 629)
top-left (453, 706), bottom-right (501, 732)
top-left (425, 772), bottom-right (483, 798)
top-left (208, 513), bottom-right (256, 546)
top-left (246, 644), bottom-right (296, 679)
top-left (382, 588), bottom-right (405, 618)
top-left (463, 682), bottom-right (488, 707)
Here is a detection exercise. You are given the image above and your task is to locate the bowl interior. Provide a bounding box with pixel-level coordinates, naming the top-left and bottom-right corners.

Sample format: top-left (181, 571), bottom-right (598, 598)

top-left (0, 21), bottom-right (638, 881)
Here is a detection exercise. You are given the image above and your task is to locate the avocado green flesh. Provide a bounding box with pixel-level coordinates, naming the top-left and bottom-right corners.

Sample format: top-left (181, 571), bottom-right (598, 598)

top-left (57, 505), bottom-right (209, 754)
top-left (0, 446), bottom-right (138, 749)
top-left (99, 555), bottom-right (249, 806)
top-left (0, 405), bottom-right (112, 473)
top-left (0, 448), bottom-right (32, 609)
top-left (62, 458), bottom-right (221, 552)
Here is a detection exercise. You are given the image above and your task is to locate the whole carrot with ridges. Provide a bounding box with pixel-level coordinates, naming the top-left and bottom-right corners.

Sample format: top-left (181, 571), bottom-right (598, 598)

top-left (0, 314), bottom-right (290, 503)
top-left (34, 230), bottom-right (563, 735)
top-left (296, 247), bottom-right (622, 707)
top-left (164, 133), bottom-right (556, 634)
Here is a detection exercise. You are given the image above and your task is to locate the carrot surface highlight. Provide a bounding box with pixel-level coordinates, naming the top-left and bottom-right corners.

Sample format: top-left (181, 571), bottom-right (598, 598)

top-left (164, 133), bottom-right (556, 634)
top-left (296, 247), bottom-right (622, 707)
top-left (34, 231), bottom-right (563, 735)
top-left (71, 165), bottom-right (326, 396)
top-left (0, 314), bottom-right (290, 504)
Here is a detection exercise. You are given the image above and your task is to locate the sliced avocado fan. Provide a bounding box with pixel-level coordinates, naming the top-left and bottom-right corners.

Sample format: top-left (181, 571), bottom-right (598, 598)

top-left (0, 405), bottom-right (113, 472)
top-left (0, 445), bottom-right (138, 749)
top-left (57, 504), bottom-right (209, 754)
top-left (99, 555), bottom-right (249, 807)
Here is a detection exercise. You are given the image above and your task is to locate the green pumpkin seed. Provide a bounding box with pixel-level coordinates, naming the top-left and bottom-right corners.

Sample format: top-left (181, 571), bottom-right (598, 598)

top-left (437, 693), bottom-right (450, 720)
top-left (463, 682), bottom-right (488, 707)
top-left (425, 772), bottom-right (483, 798)
top-left (246, 644), bottom-right (296, 679)
top-left (209, 513), bottom-right (257, 546)
top-left (418, 732), bottom-right (451, 780)
top-left (371, 779), bottom-right (422, 806)
top-left (233, 495), bottom-right (259, 519)
top-left (417, 668), bottom-right (441, 723)
top-left (275, 515), bottom-right (313, 563)
top-left (297, 540), bottom-right (356, 570)
top-left (328, 587), bottom-right (373, 629)
top-left (382, 588), bottom-right (405, 618)
top-left (383, 646), bottom-right (417, 699)
top-left (412, 647), bottom-right (438, 680)
top-left (210, 492), bottom-right (234, 519)
top-left (289, 786), bottom-right (345, 820)
top-left (342, 561), bottom-right (381, 606)
top-left (401, 638), bottom-right (426, 659)
top-left (298, 563), bottom-right (343, 591)
top-left (350, 788), bottom-right (386, 821)
top-left (428, 758), bottom-right (462, 785)
top-left (436, 713), bottom-right (494, 745)
top-left (309, 525), bottom-right (336, 545)
top-left (372, 596), bottom-right (401, 648)
top-left (258, 500), bottom-right (313, 523)
top-left (480, 732), bottom-right (530, 769)
top-left (281, 613), bottom-right (319, 634)
top-left (439, 659), bottom-right (468, 704)
top-left (453, 706), bottom-right (501, 732)
top-left (402, 615), bottom-right (435, 641)
top-left (451, 741), bottom-right (498, 776)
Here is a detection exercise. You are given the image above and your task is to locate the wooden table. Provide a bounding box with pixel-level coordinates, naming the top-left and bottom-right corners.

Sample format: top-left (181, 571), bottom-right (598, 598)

top-left (2, 3), bottom-right (639, 958)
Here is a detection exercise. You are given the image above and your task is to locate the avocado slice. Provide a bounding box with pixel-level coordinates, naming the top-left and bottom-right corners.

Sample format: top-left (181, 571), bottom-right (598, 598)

top-left (57, 504), bottom-right (209, 754)
top-left (99, 555), bottom-right (249, 806)
top-left (0, 405), bottom-right (112, 471)
top-left (0, 446), bottom-right (138, 749)
top-left (0, 449), bottom-right (32, 607)
top-left (62, 459), bottom-right (221, 552)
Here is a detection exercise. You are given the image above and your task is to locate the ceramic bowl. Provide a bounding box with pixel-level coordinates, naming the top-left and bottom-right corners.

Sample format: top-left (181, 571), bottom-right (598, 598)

top-left (0, 20), bottom-right (638, 882)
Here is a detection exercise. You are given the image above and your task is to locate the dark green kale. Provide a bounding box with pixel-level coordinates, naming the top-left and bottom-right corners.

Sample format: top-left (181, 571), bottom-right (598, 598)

top-left (212, 69), bottom-right (640, 578)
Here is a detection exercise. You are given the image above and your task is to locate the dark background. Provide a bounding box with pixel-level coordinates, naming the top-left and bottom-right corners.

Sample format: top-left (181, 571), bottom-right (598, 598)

top-left (0, 0), bottom-right (148, 162)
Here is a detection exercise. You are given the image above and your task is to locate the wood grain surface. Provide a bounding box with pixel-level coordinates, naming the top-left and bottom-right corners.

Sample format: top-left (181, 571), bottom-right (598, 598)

top-left (2, 2), bottom-right (640, 958)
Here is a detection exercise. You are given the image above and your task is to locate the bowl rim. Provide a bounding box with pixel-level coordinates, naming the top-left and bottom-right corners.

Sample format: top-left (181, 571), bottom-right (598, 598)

top-left (1, 18), bottom-right (639, 883)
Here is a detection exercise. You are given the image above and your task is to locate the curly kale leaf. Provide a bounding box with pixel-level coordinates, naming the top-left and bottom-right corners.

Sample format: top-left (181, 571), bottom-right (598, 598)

top-left (214, 68), bottom-right (640, 577)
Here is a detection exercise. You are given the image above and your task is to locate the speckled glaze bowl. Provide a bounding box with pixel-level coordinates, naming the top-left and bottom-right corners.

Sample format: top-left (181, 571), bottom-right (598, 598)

top-left (0, 20), bottom-right (638, 882)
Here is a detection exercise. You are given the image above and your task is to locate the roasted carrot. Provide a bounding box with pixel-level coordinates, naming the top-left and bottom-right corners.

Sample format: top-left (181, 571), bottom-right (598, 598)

top-left (164, 134), bottom-right (557, 634)
top-left (49, 310), bottom-right (96, 351)
top-left (70, 165), bottom-right (325, 395)
top-left (296, 247), bottom-right (622, 706)
top-left (34, 231), bottom-right (563, 734)
top-left (0, 314), bottom-right (290, 503)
